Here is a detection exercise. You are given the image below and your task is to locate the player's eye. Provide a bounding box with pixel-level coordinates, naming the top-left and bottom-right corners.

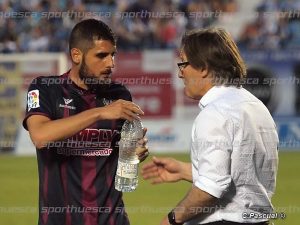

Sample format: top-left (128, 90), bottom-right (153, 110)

top-left (96, 53), bottom-right (109, 59)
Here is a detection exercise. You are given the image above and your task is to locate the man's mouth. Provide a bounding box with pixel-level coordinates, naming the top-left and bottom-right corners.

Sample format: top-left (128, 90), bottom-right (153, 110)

top-left (101, 71), bottom-right (112, 78)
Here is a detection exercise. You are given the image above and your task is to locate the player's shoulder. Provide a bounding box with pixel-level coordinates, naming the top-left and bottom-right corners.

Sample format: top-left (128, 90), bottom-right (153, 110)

top-left (29, 75), bottom-right (65, 89)
top-left (106, 82), bottom-right (132, 101)
top-left (29, 75), bottom-right (60, 85)
top-left (109, 82), bottom-right (130, 93)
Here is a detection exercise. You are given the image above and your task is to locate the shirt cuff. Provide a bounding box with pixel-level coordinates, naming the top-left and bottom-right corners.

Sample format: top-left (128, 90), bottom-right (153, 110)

top-left (194, 175), bottom-right (230, 198)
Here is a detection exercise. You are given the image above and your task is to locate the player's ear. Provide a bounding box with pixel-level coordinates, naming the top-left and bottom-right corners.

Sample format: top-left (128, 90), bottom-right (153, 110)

top-left (70, 48), bottom-right (82, 65)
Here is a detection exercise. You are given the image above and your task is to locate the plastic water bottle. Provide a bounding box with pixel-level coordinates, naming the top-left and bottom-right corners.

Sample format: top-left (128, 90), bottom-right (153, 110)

top-left (115, 119), bottom-right (144, 192)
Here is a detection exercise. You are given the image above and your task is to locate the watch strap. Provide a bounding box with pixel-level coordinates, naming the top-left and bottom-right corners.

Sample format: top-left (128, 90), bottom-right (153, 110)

top-left (168, 210), bottom-right (183, 225)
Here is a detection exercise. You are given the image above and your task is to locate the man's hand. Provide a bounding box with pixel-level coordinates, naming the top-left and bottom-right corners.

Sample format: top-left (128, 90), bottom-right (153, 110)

top-left (99, 99), bottom-right (144, 121)
top-left (142, 157), bottom-right (190, 184)
top-left (136, 128), bottom-right (149, 162)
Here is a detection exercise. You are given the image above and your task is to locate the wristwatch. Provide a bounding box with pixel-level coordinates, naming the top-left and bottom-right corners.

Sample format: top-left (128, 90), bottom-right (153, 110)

top-left (168, 210), bottom-right (184, 225)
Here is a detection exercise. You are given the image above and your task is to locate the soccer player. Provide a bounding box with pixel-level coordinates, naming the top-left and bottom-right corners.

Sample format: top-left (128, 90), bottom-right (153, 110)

top-left (142, 28), bottom-right (278, 225)
top-left (23, 19), bottom-right (149, 225)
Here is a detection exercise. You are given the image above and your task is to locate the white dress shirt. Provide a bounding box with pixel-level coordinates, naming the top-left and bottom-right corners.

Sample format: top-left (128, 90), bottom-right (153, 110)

top-left (187, 86), bottom-right (279, 224)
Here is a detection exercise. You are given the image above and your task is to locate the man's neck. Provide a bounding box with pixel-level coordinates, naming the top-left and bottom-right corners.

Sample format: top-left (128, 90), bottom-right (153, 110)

top-left (69, 68), bottom-right (88, 90)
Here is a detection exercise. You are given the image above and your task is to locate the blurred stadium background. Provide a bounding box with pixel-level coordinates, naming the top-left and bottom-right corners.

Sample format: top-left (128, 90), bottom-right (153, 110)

top-left (0, 0), bottom-right (300, 224)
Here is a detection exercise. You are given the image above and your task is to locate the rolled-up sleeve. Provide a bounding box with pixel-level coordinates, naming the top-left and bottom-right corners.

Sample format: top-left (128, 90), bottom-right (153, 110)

top-left (191, 105), bottom-right (233, 198)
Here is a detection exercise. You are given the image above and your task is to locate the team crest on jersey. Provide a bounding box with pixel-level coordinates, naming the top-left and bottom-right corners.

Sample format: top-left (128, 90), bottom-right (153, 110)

top-left (27, 90), bottom-right (40, 111)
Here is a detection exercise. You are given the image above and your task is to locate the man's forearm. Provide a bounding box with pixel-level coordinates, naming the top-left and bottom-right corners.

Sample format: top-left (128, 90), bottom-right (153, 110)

top-left (28, 108), bottom-right (104, 148)
top-left (172, 185), bottom-right (217, 223)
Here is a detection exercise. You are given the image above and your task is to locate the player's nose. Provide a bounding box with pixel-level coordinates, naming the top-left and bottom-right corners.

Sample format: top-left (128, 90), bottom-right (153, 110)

top-left (107, 55), bottom-right (114, 68)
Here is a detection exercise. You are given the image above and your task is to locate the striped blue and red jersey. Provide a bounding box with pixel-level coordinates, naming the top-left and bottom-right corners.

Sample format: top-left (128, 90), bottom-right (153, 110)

top-left (23, 72), bottom-right (131, 225)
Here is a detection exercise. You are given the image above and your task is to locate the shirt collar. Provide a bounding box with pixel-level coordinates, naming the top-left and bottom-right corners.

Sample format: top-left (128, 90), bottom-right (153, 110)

top-left (199, 86), bottom-right (232, 109)
top-left (62, 70), bottom-right (93, 95)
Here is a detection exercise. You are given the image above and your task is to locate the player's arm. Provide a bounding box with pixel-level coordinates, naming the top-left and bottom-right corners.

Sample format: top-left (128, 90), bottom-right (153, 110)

top-left (27, 99), bottom-right (143, 149)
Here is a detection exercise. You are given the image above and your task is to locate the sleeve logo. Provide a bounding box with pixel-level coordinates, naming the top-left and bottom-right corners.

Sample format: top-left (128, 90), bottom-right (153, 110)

top-left (28, 90), bottom-right (40, 111)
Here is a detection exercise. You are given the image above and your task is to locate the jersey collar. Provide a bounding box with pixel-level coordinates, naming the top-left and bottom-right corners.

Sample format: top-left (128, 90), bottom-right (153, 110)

top-left (61, 70), bottom-right (94, 95)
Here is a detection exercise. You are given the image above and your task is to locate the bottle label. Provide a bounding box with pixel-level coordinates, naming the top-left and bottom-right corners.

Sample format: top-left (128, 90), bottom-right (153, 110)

top-left (117, 161), bottom-right (138, 178)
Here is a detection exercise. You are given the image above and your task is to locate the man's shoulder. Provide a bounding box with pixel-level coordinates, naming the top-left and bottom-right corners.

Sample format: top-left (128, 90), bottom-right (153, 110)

top-left (109, 82), bottom-right (130, 92)
top-left (30, 75), bottom-right (64, 86)
top-left (207, 87), bottom-right (257, 110)
top-left (105, 82), bottom-right (132, 100)
top-left (28, 75), bottom-right (65, 97)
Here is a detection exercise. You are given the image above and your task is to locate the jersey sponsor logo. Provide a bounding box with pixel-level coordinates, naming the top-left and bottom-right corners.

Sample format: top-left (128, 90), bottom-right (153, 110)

top-left (57, 148), bottom-right (113, 157)
top-left (54, 129), bottom-right (120, 157)
top-left (71, 129), bottom-right (119, 143)
top-left (27, 90), bottom-right (40, 111)
top-left (59, 98), bottom-right (76, 110)
top-left (63, 98), bottom-right (73, 105)
top-left (102, 98), bottom-right (113, 105)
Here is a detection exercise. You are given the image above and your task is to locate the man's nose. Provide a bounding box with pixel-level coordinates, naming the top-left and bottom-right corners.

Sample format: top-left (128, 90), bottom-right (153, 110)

top-left (178, 70), bottom-right (184, 78)
top-left (107, 55), bottom-right (115, 68)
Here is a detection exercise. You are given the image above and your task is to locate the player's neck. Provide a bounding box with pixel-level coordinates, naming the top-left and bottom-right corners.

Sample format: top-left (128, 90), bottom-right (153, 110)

top-left (69, 68), bottom-right (89, 90)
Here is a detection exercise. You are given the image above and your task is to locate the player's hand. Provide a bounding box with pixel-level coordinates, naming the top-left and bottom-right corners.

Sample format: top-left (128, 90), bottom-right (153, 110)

top-left (136, 128), bottom-right (149, 162)
top-left (99, 100), bottom-right (144, 121)
top-left (141, 156), bottom-right (183, 184)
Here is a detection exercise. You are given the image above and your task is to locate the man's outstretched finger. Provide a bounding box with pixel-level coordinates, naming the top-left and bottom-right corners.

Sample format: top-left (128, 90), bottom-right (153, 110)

top-left (142, 170), bottom-right (159, 180)
top-left (141, 159), bottom-right (157, 171)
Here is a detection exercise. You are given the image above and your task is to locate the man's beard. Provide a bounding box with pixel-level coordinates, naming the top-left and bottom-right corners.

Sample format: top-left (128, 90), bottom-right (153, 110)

top-left (79, 56), bottom-right (111, 92)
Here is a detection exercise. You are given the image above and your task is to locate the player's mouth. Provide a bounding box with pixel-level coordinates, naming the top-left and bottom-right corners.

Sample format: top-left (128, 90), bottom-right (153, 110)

top-left (101, 70), bottom-right (112, 78)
